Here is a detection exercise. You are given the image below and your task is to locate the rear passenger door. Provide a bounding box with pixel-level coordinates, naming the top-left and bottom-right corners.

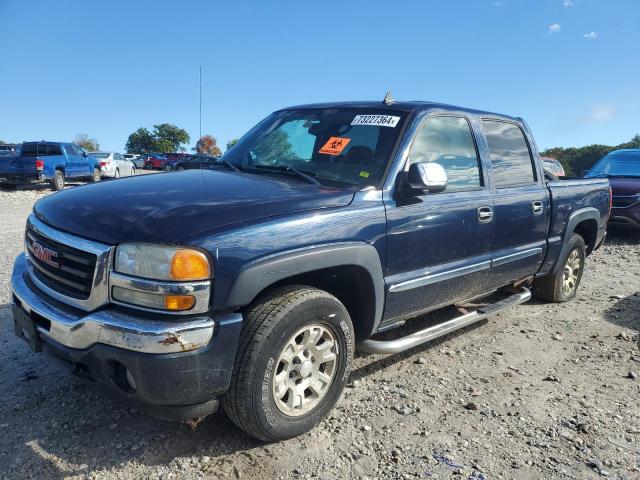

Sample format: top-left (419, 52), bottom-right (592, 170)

top-left (481, 119), bottom-right (549, 286)
top-left (382, 115), bottom-right (494, 327)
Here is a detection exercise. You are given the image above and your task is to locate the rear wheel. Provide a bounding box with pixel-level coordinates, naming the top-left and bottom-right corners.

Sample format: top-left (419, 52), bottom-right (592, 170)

top-left (50, 170), bottom-right (65, 191)
top-left (130, 167), bottom-right (136, 176)
top-left (114, 168), bottom-right (120, 179)
top-left (89, 167), bottom-right (101, 183)
top-left (533, 233), bottom-right (586, 302)
top-left (145, 162), bottom-right (153, 170)
top-left (221, 286), bottom-right (354, 441)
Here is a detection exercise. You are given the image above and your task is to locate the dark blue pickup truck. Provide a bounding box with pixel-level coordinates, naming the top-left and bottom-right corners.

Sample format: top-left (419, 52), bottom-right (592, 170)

top-left (0, 141), bottom-right (101, 190)
top-left (10, 100), bottom-right (610, 441)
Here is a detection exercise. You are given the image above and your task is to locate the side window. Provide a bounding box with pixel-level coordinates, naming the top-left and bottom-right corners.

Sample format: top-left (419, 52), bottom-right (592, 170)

top-left (64, 144), bottom-right (77, 156)
top-left (482, 120), bottom-right (536, 188)
top-left (408, 116), bottom-right (482, 193)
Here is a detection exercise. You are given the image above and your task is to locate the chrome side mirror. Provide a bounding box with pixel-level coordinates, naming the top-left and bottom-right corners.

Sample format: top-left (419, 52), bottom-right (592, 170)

top-left (407, 162), bottom-right (447, 193)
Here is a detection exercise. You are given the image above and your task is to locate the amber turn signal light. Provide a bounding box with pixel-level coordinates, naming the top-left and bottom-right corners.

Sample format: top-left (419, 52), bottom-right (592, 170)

top-left (164, 294), bottom-right (196, 311)
top-left (169, 249), bottom-right (210, 281)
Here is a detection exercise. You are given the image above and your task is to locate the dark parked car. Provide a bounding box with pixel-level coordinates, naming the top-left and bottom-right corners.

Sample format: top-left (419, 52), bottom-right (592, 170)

top-left (11, 100), bottom-right (610, 441)
top-left (166, 155), bottom-right (219, 171)
top-left (585, 149), bottom-right (640, 228)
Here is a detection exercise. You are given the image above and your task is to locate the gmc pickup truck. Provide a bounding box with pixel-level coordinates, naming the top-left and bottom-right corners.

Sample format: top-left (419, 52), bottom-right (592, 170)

top-left (11, 100), bottom-right (611, 441)
top-left (0, 141), bottom-right (101, 191)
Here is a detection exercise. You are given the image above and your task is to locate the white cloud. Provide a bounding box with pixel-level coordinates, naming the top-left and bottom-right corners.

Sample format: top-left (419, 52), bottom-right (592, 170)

top-left (548, 23), bottom-right (562, 34)
top-left (587, 104), bottom-right (616, 123)
top-left (564, 0), bottom-right (574, 7)
top-left (583, 31), bottom-right (599, 39)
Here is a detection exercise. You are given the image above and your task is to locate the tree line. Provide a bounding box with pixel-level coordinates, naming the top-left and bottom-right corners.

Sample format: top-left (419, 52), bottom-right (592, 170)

top-left (541, 134), bottom-right (640, 176)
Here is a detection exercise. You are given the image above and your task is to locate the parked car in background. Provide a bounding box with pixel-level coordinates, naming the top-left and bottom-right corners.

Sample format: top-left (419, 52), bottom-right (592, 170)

top-left (123, 153), bottom-right (140, 164)
top-left (541, 157), bottom-right (566, 177)
top-left (165, 155), bottom-right (220, 171)
top-left (585, 149), bottom-right (640, 229)
top-left (0, 141), bottom-right (101, 190)
top-left (143, 153), bottom-right (169, 170)
top-left (91, 152), bottom-right (136, 178)
top-left (10, 100), bottom-right (611, 441)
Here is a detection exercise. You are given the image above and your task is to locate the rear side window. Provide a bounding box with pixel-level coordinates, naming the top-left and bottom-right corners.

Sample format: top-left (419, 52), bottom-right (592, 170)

top-left (408, 116), bottom-right (482, 192)
top-left (21, 143), bottom-right (63, 156)
top-left (482, 120), bottom-right (536, 188)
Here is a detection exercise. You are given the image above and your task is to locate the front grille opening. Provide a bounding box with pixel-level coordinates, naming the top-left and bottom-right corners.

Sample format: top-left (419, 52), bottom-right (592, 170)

top-left (25, 225), bottom-right (97, 300)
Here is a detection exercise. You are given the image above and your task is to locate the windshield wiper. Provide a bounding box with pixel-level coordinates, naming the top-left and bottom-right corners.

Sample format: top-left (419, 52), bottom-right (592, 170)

top-left (214, 159), bottom-right (241, 173)
top-left (254, 164), bottom-right (320, 185)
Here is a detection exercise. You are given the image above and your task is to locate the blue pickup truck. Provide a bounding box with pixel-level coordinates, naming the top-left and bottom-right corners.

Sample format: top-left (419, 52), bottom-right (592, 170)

top-left (10, 100), bottom-right (610, 441)
top-left (0, 141), bottom-right (101, 190)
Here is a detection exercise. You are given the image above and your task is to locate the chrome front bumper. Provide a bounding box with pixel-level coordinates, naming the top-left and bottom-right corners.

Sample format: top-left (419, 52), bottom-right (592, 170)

top-left (11, 253), bottom-right (217, 354)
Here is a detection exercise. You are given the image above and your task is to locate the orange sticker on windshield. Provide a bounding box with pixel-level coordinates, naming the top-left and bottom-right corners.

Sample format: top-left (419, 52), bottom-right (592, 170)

top-left (319, 137), bottom-right (351, 155)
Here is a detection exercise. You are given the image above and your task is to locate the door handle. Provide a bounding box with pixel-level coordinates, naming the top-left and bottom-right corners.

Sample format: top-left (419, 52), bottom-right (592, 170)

top-left (532, 201), bottom-right (544, 215)
top-left (477, 206), bottom-right (493, 223)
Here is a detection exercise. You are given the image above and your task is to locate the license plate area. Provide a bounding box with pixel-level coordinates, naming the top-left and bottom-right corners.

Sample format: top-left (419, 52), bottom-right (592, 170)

top-left (13, 303), bottom-right (43, 352)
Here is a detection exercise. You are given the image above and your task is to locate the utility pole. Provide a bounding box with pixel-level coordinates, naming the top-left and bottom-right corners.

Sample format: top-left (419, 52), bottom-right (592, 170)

top-left (199, 65), bottom-right (202, 141)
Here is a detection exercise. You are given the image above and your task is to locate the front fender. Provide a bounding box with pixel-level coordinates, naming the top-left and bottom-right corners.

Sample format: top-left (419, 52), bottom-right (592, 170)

top-left (222, 242), bottom-right (385, 330)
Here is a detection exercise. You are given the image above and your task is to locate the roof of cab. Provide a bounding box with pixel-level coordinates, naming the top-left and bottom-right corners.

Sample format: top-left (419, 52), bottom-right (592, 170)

top-left (278, 100), bottom-right (521, 122)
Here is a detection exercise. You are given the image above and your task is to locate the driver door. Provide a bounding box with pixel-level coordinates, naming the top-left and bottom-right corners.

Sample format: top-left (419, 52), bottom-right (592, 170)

top-left (382, 115), bottom-right (494, 328)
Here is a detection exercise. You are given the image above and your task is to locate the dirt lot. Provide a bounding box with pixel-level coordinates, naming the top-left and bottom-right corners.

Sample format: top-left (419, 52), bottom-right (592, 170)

top-left (0, 184), bottom-right (639, 480)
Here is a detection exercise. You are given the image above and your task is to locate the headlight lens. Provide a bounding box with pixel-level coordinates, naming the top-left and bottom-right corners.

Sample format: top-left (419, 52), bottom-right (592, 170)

top-left (115, 244), bottom-right (211, 281)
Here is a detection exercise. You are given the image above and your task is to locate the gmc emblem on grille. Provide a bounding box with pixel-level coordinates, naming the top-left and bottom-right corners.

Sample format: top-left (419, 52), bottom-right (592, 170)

top-left (32, 241), bottom-right (59, 268)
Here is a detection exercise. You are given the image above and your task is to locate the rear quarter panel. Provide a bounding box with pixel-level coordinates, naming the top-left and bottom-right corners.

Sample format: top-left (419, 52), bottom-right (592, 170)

top-left (539, 177), bottom-right (610, 274)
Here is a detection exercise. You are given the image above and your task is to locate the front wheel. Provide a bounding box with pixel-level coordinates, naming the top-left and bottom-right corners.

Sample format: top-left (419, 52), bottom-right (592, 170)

top-left (221, 286), bottom-right (354, 442)
top-left (533, 233), bottom-right (586, 302)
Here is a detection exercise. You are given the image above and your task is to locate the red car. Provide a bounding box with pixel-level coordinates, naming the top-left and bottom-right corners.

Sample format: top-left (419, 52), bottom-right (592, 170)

top-left (142, 153), bottom-right (169, 170)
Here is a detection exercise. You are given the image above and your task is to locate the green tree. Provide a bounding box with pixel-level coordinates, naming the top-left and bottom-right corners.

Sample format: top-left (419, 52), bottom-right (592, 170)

top-left (74, 134), bottom-right (100, 152)
top-left (125, 128), bottom-right (156, 154)
top-left (226, 138), bottom-right (239, 151)
top-left (152, 123), bottom-right (190, 153)
top-left (194, 135), bottom-right (222, 156)
top-left (253, 130), bottom-right (293, 164)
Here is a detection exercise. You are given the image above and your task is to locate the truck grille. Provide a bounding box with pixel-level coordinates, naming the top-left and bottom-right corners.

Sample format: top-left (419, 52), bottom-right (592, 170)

top-left (25, 224), bottom-right (97, 300)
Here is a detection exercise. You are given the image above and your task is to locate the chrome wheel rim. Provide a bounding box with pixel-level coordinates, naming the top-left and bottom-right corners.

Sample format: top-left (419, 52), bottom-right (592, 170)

top-left (272, 324), bottom-right (338, 417)
top-left (562, 249), bottom-right (581, 296)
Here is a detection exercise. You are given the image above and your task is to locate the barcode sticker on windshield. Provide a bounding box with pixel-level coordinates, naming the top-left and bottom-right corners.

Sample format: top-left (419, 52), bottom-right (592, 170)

top-left (351, 115), bottom-right (400, 128)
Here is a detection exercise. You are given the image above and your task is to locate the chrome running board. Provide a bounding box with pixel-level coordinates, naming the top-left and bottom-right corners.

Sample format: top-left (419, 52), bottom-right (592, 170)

top-left (358, 287), bottom-right (531, 355)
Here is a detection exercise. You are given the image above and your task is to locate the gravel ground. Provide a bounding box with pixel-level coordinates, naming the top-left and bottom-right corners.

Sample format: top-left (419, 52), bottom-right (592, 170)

top-left (0, 185), bottom-right (639, 480)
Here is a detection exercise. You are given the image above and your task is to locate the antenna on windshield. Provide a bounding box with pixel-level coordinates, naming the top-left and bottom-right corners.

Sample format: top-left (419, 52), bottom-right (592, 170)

top-left (383, 90), bottom-right (395, 105)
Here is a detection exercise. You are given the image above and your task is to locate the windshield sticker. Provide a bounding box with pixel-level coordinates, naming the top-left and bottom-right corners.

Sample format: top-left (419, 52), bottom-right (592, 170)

top-left (359, 170), bottom-right (370, 178)
top-left (351, 115), bottom-right (400, 128)
top-left (319, 137), bottom-right (351, 155)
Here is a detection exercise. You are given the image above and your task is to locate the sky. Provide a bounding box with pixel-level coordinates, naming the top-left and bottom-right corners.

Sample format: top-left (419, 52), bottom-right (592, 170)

top-left (0, 0), bottom-right (638, 153)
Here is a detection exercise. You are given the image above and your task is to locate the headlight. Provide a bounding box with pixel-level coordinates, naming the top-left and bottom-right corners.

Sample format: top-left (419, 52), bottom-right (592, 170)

top-left (115, 244), bottom-right (211, 281)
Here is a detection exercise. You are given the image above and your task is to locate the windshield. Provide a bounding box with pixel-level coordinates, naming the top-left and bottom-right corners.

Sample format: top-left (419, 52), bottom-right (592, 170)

top-left (90, 153), bottom-right (110, 159)
top-left (220, 108), bottom-right (408, 187)
top-left (587, 151), bottom-right (640, 177)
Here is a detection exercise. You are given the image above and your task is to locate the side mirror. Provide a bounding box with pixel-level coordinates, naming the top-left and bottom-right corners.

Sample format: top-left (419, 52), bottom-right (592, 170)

top-left (83, 152), bottom-right (88, 157)
top-left (407, 162), bottom-right (447, 193)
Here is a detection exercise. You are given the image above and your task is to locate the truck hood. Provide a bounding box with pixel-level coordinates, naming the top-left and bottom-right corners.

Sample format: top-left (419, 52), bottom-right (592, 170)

top-left (608, 177), bottom-right (640, 196)
top-left (33, 170), bottom-right (355, 245)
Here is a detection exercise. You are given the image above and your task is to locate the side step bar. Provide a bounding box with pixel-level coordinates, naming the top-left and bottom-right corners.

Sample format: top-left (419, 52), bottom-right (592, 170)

top-left (358, 287), bottom-right (532, 355)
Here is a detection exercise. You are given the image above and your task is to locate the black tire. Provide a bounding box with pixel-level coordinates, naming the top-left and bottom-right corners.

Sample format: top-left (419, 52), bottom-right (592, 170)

top-left (145, 162), bottom-right (154, 170)
top-left (533, 233), bottom-right (586, 302)
top-left (114, 168), bottom-right (120, 179)
top-left (130, 167), bottom-right (136, 176)
top-left (50, 170), bottom-right (65, 191)
top-left (176, 166), bottom-right (184, 171)
top-left (164, 164), bottom-right (172, 171)
top-left (221, 286), bottom-right (355, 442)
top-left (89, 167), bottom-right (101, 183)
